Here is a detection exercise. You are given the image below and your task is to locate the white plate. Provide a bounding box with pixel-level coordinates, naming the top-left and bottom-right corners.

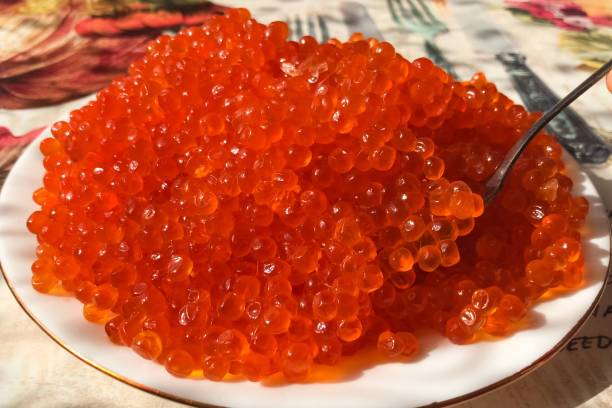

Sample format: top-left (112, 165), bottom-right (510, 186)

top-left (0, 128), bottom-right (609, 408)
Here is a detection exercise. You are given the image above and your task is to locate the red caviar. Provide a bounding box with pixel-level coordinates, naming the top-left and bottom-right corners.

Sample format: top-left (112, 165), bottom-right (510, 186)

top-left (27, 9), bottom-right (588, 382)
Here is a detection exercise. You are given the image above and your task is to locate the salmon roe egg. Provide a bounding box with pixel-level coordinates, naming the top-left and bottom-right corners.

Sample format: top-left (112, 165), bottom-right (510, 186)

top-left (27, 9), bottom-right (589, 382)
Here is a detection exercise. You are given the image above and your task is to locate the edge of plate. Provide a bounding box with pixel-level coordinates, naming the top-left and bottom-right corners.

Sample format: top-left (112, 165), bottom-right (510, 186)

top-left (3, 241), bottom-right (609, 408)
top-left (0, 259), bottom-right (224, 408)
top-left (437, 246), bottom-right (611, 408)
top-left (0, 138), bottom-right (610, 408)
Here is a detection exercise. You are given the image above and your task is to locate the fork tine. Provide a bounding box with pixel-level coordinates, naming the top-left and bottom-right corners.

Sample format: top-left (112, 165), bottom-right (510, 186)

top-left (317, 14), bottom-right (330, 43)
top-left (294, 15), bottom-right (304, 40)
top-left (415, 0), bottom-right (442, 25)
top-left (400, 0), bottom-right (426, 26)
top-left (388, 0), bottom-right (410, 27)
top-left (394, 0), bottom-right (415, 25)
top-left (285, 16), bottom-right (294, 41)
top-left (307, 14), bottom-right (316, 39)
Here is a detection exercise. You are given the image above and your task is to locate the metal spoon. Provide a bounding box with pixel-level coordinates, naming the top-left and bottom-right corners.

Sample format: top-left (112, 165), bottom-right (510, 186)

top-left (483, 58), bottom-right (612, 207)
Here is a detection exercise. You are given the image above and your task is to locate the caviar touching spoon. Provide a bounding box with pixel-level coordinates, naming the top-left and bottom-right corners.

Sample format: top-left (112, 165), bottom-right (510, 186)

top-left (483, 58), bottom-right (612, 207)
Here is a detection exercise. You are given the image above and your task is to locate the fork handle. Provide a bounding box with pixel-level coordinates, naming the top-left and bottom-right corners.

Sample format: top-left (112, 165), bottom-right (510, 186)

top-left (424, 39), bottom-right (458, 79)
top-left (496, 52), bottom-right (611, 164)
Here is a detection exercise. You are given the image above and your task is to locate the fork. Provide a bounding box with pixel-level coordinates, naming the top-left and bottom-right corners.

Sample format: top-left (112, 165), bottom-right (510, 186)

top-left (287, 14), bottom-right (330, 43)
top-left (387, 0), bottom-right (458, 78)
top-left (484, 58), bottom-right (612, 206)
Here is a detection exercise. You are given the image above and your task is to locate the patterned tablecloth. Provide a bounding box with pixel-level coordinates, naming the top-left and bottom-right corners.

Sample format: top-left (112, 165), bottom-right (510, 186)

top-left (1, 0), bottom-right (611, 406)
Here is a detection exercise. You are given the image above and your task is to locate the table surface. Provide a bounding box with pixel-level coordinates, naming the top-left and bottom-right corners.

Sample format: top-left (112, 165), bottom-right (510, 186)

top-left (1, 0), bottom-right (612, 407)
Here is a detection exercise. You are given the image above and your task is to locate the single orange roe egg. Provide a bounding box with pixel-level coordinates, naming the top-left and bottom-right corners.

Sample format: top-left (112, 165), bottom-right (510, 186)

top-left (132, 331), bottom-right (163, 360)
top-left (377, 331), bottom-right (405, 357)
top-left (497, 294), bottom-right (527, 322)
top-left (203, 355), bottom-right (230, 381)
top-left (241, 352), bottom-right (271, 382)
top-left (396, 332), bottom-right (419, 357)
top-left (388, 247), bottom-right (414, 271)
top-left (83, 303), bottom-right (108, 323)
top-left (445, 317), bottom-right (473, 345)
top-left (312, 289), bottom-right (339, 322)
top-left (165, 350), bottom-right (195, 378)
top-left (416, 245), bottom-right (442, 272)
top-left (282, 342), bottom-right (314, 382)
top-left (337, 317), bottom-right (363, 342)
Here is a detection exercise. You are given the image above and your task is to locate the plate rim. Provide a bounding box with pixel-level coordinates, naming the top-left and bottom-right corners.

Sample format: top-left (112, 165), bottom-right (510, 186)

top-left (1, 135), bottom-right (610, 408)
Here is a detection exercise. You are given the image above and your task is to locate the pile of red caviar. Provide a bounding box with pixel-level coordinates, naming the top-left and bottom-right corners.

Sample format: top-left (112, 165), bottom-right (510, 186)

top-left (26, 9), bottom-right (588, 382)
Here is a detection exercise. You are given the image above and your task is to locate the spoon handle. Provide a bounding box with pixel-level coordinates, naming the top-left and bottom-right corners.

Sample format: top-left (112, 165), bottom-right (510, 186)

top-left (483, 58), bottom-right (612, 207)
